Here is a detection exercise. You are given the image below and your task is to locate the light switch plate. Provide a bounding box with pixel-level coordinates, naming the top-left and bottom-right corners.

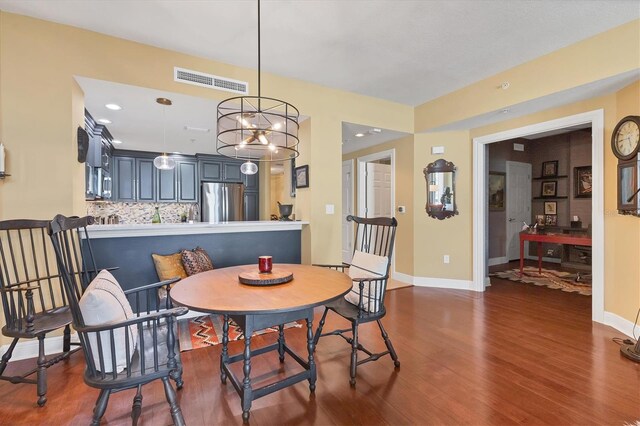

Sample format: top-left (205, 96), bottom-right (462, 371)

top-left (325, 204), bottom-right (335, 215)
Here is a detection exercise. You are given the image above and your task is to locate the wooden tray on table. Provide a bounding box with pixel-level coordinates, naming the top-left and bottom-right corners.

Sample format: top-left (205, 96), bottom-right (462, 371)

top-left (238, 269), bottom-right (294, 286)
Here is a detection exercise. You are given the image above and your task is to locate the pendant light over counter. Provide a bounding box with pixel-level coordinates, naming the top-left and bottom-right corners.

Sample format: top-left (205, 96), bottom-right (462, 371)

top-left (216, 0), bottom-right (300, 175)
top-left (154, 97), bottom-right (176, 170)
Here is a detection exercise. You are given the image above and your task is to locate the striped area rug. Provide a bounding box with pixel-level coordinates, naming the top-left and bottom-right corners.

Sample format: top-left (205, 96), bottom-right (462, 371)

top-left (177, 314), bottom-right (303, 352)
top-left (489, 266), bottom-right (591, 296)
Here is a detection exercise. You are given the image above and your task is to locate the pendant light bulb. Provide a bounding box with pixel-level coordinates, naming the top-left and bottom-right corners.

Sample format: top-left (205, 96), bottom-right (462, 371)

top-left (154, 154), bottom-right (176, 170)
top-left (258, 133), bottom-right (269, 145)
top-left (240, 160), bottom-right (258, 175)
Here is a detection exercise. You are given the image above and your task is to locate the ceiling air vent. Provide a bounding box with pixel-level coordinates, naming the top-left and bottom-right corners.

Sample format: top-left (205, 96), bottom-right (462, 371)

top-left (174, 67), bottom-right (248, 95)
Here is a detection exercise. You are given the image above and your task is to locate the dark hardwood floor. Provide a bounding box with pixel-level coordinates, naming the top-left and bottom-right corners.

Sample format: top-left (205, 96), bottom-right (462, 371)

top-left (0, 266), bottom-right (638, 425)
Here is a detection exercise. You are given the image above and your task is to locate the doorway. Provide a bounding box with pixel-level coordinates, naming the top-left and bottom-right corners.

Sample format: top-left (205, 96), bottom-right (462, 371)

top-left (342, 159), bottom-right (354, 263)
top-left (357, 150), bottom-right (395, 219)
top-left (474, 110), bottom-right (604, 323)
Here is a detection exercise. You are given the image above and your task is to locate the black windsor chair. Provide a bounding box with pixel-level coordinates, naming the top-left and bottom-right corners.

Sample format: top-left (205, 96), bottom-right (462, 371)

top-left (313, 215), bottom-right (400, 385)
top-left (48, 215), bottom-right (187, 426)
top-left (0, 219), bottom-right (81, 406)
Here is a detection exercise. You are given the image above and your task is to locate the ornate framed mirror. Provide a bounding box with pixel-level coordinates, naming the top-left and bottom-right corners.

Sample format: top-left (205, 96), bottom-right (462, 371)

top-left (423, 159), bottom-right (458, 220)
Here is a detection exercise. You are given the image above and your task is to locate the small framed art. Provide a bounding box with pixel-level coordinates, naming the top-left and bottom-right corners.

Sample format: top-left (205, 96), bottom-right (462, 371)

top-left (542, 160), bottom-right (558, 177)
top-left (541, 181), bottom-right (557, 197)
top-left (545, 214), bottom-right (557, 226)
top-left (295, 165), bottom-right (309, 189)
top-left (574, 166), bottom-right (592, 198)
top-left (544, 201), bottom-right (557, 215)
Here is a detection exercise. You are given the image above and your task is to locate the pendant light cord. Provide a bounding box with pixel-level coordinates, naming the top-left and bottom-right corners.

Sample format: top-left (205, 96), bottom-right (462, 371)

top-left (257, 0), bottom-right (261, 103)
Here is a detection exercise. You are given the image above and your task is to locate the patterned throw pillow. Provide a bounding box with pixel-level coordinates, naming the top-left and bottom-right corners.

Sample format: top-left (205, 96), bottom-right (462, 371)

top-left (181, 247), bottom-right (214, 276)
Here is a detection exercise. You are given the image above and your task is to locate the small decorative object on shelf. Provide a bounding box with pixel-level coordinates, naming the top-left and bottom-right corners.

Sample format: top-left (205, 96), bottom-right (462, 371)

top-left (151, 207), bottom-right (162, 224)
top-left (545, 214), bottom-right (558, 226)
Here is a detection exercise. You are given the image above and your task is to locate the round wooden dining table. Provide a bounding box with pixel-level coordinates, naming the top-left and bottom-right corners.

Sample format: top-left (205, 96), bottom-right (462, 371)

top-left (170, 263), bottom-right (352, 421)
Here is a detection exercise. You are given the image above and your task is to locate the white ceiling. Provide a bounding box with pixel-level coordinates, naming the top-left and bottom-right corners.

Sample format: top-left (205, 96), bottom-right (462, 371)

top-left (77, 77), bottom-right (220, 154)
top-left (342, 123), bottom-right (409, 155)
top-left (1, 0), bottom-right (638, 106)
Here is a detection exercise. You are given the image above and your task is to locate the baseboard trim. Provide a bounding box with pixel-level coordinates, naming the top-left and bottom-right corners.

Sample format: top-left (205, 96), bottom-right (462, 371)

top-left (391, 271), bottom-right (414, 285)
top-left (603, 311), bottom-right (639, 338)
top-left (413, 276), bottom-right (475, 291)
top-left (488, 256), bottom-right (508, 266)
top-left (0, 333), bottom-right (81, 362)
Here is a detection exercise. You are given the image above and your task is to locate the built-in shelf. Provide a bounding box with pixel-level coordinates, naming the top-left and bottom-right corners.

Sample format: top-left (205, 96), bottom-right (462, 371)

top-left (532, 175), bottom-right (568, 180)
top-left (532, 196), bottom-right (568, 200)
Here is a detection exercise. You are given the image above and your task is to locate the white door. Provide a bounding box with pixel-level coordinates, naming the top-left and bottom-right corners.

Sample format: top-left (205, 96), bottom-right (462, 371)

top-left (366, 163), bottom-right (392, 217)
top-left (505, 161), bottom-right (532, 261)
top-left (342, 160), bottom-right (354, 263)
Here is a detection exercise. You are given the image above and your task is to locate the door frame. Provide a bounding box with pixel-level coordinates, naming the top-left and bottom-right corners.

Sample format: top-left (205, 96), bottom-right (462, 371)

top-left (505, 161), bottom-right (532, 261)
top-left (342, 159), bottom-right (355, 262)
top-left (473, 109), bottom-right (604, 323)
top-left (357, 149), bottom-right (396, 218)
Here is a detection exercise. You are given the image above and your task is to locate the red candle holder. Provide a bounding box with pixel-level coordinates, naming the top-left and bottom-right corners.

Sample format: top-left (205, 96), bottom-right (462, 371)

top-left (258, 256), bottom-right (272, 273)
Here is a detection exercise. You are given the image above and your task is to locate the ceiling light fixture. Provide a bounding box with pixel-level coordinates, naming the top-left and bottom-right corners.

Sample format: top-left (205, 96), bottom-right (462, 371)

top-left (98, 118), bottom-right (112, 124)
top-left (153, 97), bottom-right (176, 170)
top-left (105, 103), bottom-right (122, 111)
top-left (355, 133), bottom-right (365, 138)
top-left (216, 0), bottom-right (299, 175)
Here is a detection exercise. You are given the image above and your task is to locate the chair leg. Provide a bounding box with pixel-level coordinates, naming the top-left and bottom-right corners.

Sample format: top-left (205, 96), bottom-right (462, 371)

top-left (131, 385), bottom-right (143, 426)
top-left (349, 322), bottom-right (358, 386)
top-left (91, 389), bottom-right (110, 426)
top-left (36, 335), bottom-right (47, 407)
top-left (63, 324), bottom-right (71, 353)
top-left (170, 363), bottom-right (184, 390)
top-left (313, 308), bottom-right (329, 350)
top-left (162, 377), bottom-right (185, 426)
top-left (0, 337), bottom-right (18, 376)
top-left (377, 319), bottom-right (400, 368)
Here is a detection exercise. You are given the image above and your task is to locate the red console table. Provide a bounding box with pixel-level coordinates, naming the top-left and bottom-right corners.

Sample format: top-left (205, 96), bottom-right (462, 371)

top-left (519, 231), bottom-right (592, 275)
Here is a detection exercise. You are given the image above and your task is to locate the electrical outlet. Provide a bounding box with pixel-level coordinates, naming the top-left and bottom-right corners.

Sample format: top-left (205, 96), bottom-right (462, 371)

top-left (443, 255), bottom-right (450, 264)
top-left (325, 204), bottom-right (335, 215)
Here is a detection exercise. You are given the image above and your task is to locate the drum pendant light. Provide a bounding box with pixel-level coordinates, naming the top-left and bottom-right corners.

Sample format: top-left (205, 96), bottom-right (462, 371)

top-left (216, 0), bottom-right (299, 175)
top-left (154, 97), bottom-right (176, 170)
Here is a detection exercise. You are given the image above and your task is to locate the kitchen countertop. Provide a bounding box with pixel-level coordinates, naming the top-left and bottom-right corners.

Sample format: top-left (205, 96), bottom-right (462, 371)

top-left (84, 221), bottom-right (309, 239)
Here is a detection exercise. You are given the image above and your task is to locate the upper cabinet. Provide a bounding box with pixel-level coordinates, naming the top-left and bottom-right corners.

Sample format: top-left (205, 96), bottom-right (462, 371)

top-left (114, 156), bottom-right (136, 201)
top-left (177, 160), bottom-right (198, 202)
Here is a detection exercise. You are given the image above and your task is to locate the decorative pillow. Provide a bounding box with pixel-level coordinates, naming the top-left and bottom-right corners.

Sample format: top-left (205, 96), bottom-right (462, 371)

top-left (152, 252), bottom-right (188, 303)
top-left (181, 247), bottom-right (214, 276)
top-left (79, 270), bottom-right (137, 373)
top-left (344, 250), bottom-right (389, 312)
top-left (152, 252), bottom-right (188, 281)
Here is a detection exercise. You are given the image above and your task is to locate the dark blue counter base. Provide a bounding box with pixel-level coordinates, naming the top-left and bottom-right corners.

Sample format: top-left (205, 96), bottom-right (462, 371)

top-left (88, 230), bottom-right (301, 293)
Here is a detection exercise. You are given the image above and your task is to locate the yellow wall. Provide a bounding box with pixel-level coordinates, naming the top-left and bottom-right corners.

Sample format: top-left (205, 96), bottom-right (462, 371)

top-left (342, 135), bottom-right (415, 276)
top-left (413, 131), bottom-right (472, 280)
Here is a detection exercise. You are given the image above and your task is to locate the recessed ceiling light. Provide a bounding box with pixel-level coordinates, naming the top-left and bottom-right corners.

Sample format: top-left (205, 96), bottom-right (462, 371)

top-left (184, 126), bottom-right (211, 133)
top-left (98, 118), bottom-right (111, 124)
top-left (111, 139), bottom-right (123, 144)
top-left (372, 128), bottom-right (382, 133)
top-left (105, 103), bottom-right (122, 111)
top-left (355, 133), bottom-right (364, 137)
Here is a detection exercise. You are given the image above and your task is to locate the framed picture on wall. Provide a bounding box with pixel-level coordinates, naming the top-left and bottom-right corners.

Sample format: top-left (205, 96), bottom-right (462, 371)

top-left (535, 214), bottom-right (545, 226)
top-left (488, 172), bottom-right (506, 211)
top-left (541, 181), bottom-right (557, 197)
top-left (542, 160), bottom-right (558, 177)
top-left (574, 165), bottom-right (592, 198)
top-left (544, 201), bottom-right (557, 215)
top-left (295, 165), bottom-right (309, 189)
top-left (545, 214), bottom-right (557, 226)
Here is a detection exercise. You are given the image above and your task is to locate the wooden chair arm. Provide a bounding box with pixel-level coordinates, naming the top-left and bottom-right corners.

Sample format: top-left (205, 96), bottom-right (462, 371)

top-left (74, 306), bottom-right (189, 333)
top-left (123, 278), bottom-right (180, 295)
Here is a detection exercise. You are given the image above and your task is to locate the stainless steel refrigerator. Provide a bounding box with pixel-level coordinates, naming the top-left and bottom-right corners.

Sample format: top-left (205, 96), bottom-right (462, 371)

top-left (201, 182), bottom-right (245, 222)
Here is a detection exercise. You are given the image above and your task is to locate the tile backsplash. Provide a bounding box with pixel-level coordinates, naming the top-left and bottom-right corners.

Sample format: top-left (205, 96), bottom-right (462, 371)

top-left (86, 202), bottom-right (198, 224)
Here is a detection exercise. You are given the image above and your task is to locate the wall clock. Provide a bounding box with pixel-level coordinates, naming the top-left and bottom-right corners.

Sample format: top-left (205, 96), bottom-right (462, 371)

top-left (611, 115), bottom-right (640, 161)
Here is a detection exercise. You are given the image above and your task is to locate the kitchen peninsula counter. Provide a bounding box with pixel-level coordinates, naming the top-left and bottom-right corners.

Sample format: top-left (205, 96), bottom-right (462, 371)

top-left (85, 220), bottom-right (308, 239)
top-left (83, 221), bottom-right (308, 295)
